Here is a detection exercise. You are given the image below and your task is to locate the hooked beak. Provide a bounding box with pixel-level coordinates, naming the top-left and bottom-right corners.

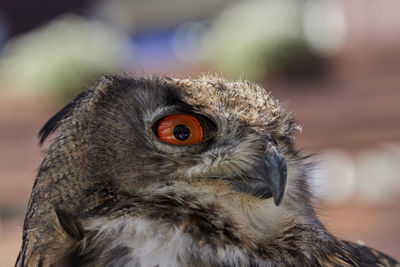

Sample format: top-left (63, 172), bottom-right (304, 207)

top-left (230, 140), bottom-right (288, 206)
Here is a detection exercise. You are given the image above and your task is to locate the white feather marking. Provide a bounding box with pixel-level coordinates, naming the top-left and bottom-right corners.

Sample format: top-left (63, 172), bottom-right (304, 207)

top-left (88, 217), bottom-right (256, 267)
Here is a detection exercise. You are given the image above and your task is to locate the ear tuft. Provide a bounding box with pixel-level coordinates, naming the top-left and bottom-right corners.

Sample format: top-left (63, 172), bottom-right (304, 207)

top-left (38, 74), bottom-right (123, 146)
top-left (38, 89), bottom-right (93, 146)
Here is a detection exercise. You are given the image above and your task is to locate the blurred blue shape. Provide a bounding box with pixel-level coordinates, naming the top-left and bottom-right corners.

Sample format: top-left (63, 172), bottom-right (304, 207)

top-left (0, 14), bottom-right (10, 52)
top-left (132, 27), bottom-right (178, 68)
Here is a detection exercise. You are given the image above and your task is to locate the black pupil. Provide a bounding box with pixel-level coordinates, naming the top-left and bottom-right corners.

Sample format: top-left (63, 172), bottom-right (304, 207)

top-left (173, 124), bottom-right (190, 141)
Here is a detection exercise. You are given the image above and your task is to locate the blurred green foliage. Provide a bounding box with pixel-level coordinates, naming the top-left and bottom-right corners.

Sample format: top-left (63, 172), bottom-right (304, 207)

top-left (205, 0), bottom-right (313, 81)
top-left (0, 15), bottom-right (133, 100)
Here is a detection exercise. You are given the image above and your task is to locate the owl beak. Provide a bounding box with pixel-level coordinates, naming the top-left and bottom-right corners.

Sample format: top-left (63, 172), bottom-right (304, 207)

top-left (230, 141), bottom-right (288, 206)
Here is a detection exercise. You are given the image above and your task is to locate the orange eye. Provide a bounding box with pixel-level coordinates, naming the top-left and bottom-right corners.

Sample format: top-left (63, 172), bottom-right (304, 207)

top-left (156, 114), bottom-right (203, 145)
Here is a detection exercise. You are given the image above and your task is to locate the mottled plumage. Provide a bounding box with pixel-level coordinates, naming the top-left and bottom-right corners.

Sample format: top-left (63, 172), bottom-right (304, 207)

top-left (16, 75), bottom-right (399, 266)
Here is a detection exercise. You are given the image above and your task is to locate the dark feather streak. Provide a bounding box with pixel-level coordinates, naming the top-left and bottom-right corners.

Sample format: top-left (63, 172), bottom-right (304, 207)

top-left (54, 209), bottom-right (84, 241)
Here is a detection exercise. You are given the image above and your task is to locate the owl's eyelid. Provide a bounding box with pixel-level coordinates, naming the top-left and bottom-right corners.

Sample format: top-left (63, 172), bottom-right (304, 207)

top-left (145, 106), bottom-right (178, 125)
top-left (147, 105), bottom-right (213, 129)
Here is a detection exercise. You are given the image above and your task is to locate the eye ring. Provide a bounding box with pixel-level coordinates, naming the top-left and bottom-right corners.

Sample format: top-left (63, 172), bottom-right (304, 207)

top-left (156, 114), bottom-right (204, 145)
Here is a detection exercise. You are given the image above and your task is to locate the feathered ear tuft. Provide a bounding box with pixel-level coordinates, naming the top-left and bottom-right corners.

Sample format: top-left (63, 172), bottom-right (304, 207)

top-left (38, 89), bottom-right (94, 145)
top-left (38, 74), bottom-right (123, 146)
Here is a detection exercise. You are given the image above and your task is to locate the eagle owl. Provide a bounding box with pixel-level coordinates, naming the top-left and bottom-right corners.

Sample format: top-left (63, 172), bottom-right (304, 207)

top-left (16, 75), bottom-right (399, 266)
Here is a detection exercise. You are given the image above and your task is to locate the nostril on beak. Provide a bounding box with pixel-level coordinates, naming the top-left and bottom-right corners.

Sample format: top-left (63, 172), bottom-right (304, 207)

top-left (265, 133), bottom-right (278, 148)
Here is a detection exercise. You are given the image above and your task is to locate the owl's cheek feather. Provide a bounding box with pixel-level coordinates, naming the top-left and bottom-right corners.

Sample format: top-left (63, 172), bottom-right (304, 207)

top-left (170, 139), bottom-right (288, 205)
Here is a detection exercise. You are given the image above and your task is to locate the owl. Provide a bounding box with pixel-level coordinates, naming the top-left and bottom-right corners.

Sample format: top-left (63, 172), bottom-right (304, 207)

top-left (16, 75), bottom-right (399, 266)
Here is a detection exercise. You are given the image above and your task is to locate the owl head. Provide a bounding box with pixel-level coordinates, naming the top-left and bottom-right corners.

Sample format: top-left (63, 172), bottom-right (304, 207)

top-left (19, 74), bottom-right (398, 267)
top-left (20, 75), bottom-right (314, 264)
top-left (39, 74), bottom-right (305, 208)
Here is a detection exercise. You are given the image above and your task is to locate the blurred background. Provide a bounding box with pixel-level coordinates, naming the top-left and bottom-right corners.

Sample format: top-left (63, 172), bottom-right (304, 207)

top-left (1, 0), bottom-right (399, 265)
